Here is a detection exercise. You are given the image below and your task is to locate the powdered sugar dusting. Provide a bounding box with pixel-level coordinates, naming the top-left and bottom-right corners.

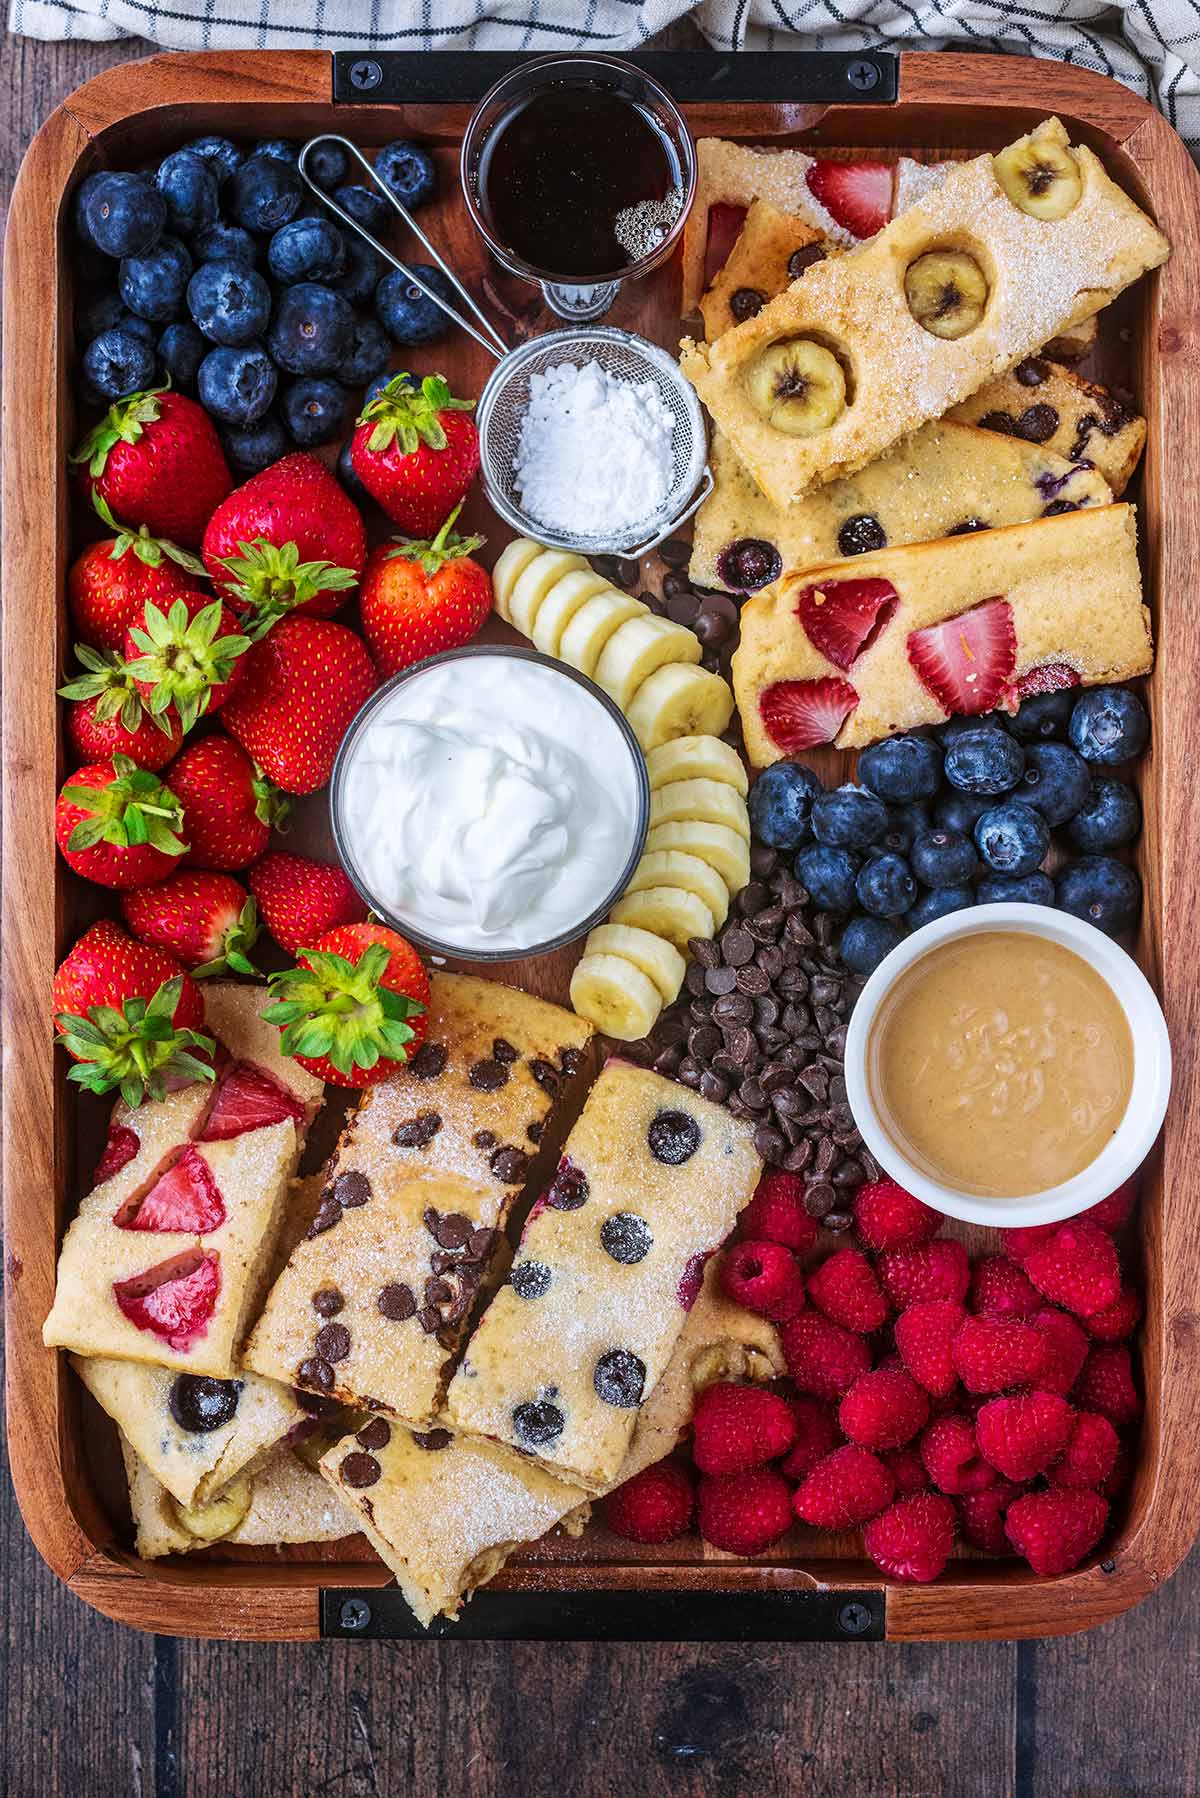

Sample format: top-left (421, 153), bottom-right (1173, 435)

top-left (513, 360), bottom-right (676, 536)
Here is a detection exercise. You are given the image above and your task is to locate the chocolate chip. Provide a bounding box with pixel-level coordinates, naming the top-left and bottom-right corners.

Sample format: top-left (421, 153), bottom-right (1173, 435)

top-left (297, 1355), bottom-right (334, 1392)
top-left (691, 938), bottom-right (722, 970)
top-left (377, 1283), bottom-right (416, 1321)
top-left (948, 516), bottom-right (991, 535)
top-left (424, 1276), bottom-right (453, 1306)
top-left (473, 1128), bottom-right (497, 1149)
top-left (514, 1400), bottom-right (565, 1446)
top-left (688, 1025), bottom-right (721, 1062)
top-left (647, 1109), bottom-right (702, 1165)
top-left (730, 285), bottom-right (765, 322)
top-left (658, 536), bottom-right (690, 567)
top-left (417, 1306), bottom-right (442, 1333)
top-left (470, 1227), bottom-right (497, 1260)
top-left (667, 590), bottom-right (702, 629)
top-left (654, 1046), bottom-right (683, 1077)
top-left (546, 1158), bottom-right (589, 1209)
top-left (978, 409), bottom-right (1017, 437)
top-left (312, 1286), bottom-right (344, 1317)
top-left (430, 1250), bottom-right (458, 1276)
top-left (357, 1417), bottom-right (391, 1452)
top-left (1014, 403), bottom-right (1059, 443)
top-left (409, 1041), bottom-right (447, 1081)
top-left (705, 964), bottom-right (738, 996)
top-left (784, 1139), bottom-right (813, 1174)
top-left (490, 1145), bottom-right (529, 1183)
top-left (168, 1375), bottom-right (241, 1434)
top-left (510, 1260), bottom-right (552, 1299)
top-left (393, 1112), bottom-right (442, 1148)
top-left (492, 1037), bottom-right (518, 1063)
top-left (559, 1046), bottom-right (584, 1076)
top-left (434, 1212), bottom-right (472, 1249)
top-left (837, 513), bottom-right (888, 557)
top-left (721, 925), bottom-right (755, 967)
top-left (600, 1212), bottom-right (653, 1265)
top-left (824, 1211), bottom-right (854, 1233)
top-left (734, 964), bottom-right (771, 997)
top-left (340, 1451), bottom-right (381, 1489)
top-left (1015, 356), bottom-right (1048, 386)
top-left (315, 1322), bottom-right (350, 1362)
top-left (306, 1197), bottom-right (342, 1237)
top-left (713, 992), bottom-right (754, 1026)
top-left (788, 244), bottom-right (825, 279)
top-left (805, 1180), bottom-right (836, 1216)
top-left (469, 1058), bottom-right (509, 1092)
top-left (754, 1124), bottom-right (787, 1161)
top-left (750, 842), bottom-right (779, 879)
top-left (411, 1427), bottom-right (452, 1451)
top-left (699, 1071), bottom-right (729, 1105)
top-left (723, 1026), bottom-right (756, 1067)
top-left (526, 1120), bottom-right (544, 1144)
top-left (593, 1348), bottom-right (645, 1408)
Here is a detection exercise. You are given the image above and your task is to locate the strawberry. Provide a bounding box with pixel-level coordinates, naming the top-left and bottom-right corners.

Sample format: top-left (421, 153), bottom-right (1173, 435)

top-left (360, 505), bottom-right (492, 678)
top-left (115, 1145), bottom-right (226, 1233)
top-left (863, 1492), bottom-right (956, 1583)
top-left (907, 599), bottom-right (1017, 716)
top-left (1004, 1487), bottom-right (1108, 1576)
top-left (112, 1250), bottom-right (221, 1349)
top-left (852, 1179), bottom-right (943, 1253)
top-left (805, 160), bottom-right (891, 239)
top-left (197, 1062), bottom-right (307, 1142)
top-left (94, 1123), bottom-right (140, 1185)
top-left (201, 452), bottom-right (366, 633)
top-left (121, 870), bottom-right (260, 976)
top-left (248, 851), bottom-right (366, 957)
top-left (759, 676), bottom-right (858, 752)
top-left (792, 1444), bottom-right (895, 1528)
top-left (718, 1238), bottom-right (805, 1321)
top-left (167, 735), bottom-right (288, 871)
top-left (350, 373), bottom-right (480, 536)
top-left (55, 755), bottom-right (187, 889)
top-left (794, 577), bottom-right (898, 671)
top-left (839, 1366), bottom-right (930, 1451)
top-left (604, 1460), bottom-right (694, 1545)
top-left (691, 1382), bottom-right (797, 1475)
top-left (53, 919), bottom-right (213, 1105)
top-left (697, 1468), bottom-right (794, 1555)
top-left (68, 495), bottom-right (208, 653)
top-left (221, 615), bottom-right (379, 795)
top-left (70, 388), bottom-right (232, 550)
top-left (264, 922), bottom-right (429, 1088)
top-left (61, 645), bottom-right (183, 771)
top-left (123, 589), bottom-right (250, 735)
top-left (1007, 662), bottom-right (1081, 706)
top-left (738, 1170), bottom-right (820, 1254)
top-left (703, 203), bottom-right (748, 288)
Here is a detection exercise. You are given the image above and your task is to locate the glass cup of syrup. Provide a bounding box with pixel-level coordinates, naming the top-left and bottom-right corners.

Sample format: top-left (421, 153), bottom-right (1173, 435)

top-left (461, 54), bottom-right (696, 322)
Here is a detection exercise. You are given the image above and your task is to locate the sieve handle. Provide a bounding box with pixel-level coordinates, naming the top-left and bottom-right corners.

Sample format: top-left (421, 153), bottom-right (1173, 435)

top-left (623, 465), bottom-right (715, 559)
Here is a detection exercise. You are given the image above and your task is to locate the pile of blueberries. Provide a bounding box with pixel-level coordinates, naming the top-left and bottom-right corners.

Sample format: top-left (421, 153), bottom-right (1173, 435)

top-left (72, 136), bottom-right (454, 473)
top-left (748, 684), bottom-right (1149, 976)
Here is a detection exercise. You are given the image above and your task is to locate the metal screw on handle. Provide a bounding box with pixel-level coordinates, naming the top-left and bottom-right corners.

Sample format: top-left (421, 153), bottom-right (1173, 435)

top-left (846, 60), bottom-right (881, 93)
top-left (339, 1598), bottom-right (372, 1632)
top-left (348, 59), bottom-right (383, 93)
top-left (837, 1601), bottom-right (874, 1637)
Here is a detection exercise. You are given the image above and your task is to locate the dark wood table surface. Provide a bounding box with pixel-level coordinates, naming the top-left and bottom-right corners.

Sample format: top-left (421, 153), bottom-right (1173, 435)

top-left (3, 28), bottom-right (1198, 1798)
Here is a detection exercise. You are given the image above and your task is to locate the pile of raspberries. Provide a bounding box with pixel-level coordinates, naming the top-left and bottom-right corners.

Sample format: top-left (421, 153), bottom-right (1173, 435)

top-left (603, 1173), bottom-right (1141, 1582)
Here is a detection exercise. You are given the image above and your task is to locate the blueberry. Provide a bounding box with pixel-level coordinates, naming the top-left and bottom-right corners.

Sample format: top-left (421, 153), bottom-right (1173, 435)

top-left (593, 1348), bottom-right (645, 1408)
top-left (374, 139), bottom-right (437, 210)
top-left (183, 135), bottom-right (244, 186)
top-left (855, 852), bottom-right (917, 917)
top-left (599, 1213), bottom-right (653, 1265)
top-left (158, 320), bottom-right (206, 390)
top-left (119, 235), bottom-right (192, 323)
top-left (255, 138), bottom-right (299, 165)
top-left (839, 914), bottom-right (906, 976)
top-left (281, 376), bottom-right (348, 447)
top-left (748, 761), bottom-right (822, 849)
top-left (193, 221), bottom-right (258, 268)
top-left (76, 289), bottom-right (129, 342)
top-left (331, 236), bottom-right (384, 307)
top-left (198, 344), bottom-right (278, 425)
top-left (933, 790), bottom-right (992, 836)
top-left (268, 216), bottom-right (346, 285)
top-left (794, 843), bottom-right (860, 913)
top-left (911, 827), bottom-right (978, 887)
top-left (858, 733), bottom-right (943, 803)
top-left (72, 171), bottom-right (110, 250)
top-left (714, 537), bottom-right (781, 592)
top-left (219, 410), bottom-right (289, 474)
top-left (513, 1400), bottom-right (564, 1446)
top-left (1065, 778), bottom-right (1141, 853)
top-left (810, 784), bottom-right (888, 851)
top-left (878, 803), bottom-right (931, 857)
top-left (154, 150), bottom-right (220, 238)
top-left (977, 872), bottom-right (1055, 906)
top-left (937, 713), bottom-right (993, 746)
top-left (375, 264), bottom-right (454, 345)
top-left (82, 172), bottom-right (167, 259)
top-left (187, 259), bottom-right (272, 346)
top-left (943, 726), bottom-right (1025, 796)
top-left (1007, 687), bottom-right (1077, 743)
top-left (305, 140), bottom-right (350, 192)
top-left (337, 438), bottom-right (371, 505)
top-left (230, 154), bottom-right (304, 236)
top-left (974, 801), bottom-right (1050, 877)
top-left (907, 884), bottom-right (975, 928)
top-left (1012, 740), bottom-right (1091, 827)
top-left (335, 316), bottom-right (391, 388)
top-left (267, 282), bottom-right (355, 375)
top-left (1068, 687), bottom-right (1150, 766)
top-left (334, 183), bottom-right (392, 235)
top-left (508, 1259), bottom-right (552, 1299)
top-left (1055, 856), bottom-right (1141, 935)
top-left (647, 1109), bottom-right (701, 1165)
top-left (82, 327), bottom-right (157, 399)
top-left (168, 1374), bottom-right (242, 1433)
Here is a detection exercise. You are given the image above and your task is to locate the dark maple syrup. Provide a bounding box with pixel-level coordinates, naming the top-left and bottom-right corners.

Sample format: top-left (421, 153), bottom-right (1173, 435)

top-left (476, 83), bottom-right (685, 280)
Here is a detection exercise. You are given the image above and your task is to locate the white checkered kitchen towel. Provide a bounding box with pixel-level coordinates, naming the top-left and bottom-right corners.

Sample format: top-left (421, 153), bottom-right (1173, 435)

top-left (9, 0), bottom-right (1200, 157)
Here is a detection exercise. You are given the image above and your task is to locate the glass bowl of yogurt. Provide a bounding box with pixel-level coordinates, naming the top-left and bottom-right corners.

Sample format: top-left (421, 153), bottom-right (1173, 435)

top-left (330, 646), bottom-right (650, 962)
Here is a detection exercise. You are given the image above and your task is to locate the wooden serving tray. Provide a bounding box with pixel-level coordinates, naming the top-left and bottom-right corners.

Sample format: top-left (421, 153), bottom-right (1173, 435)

top-left (6, 47), bottom-right (1200, 1644)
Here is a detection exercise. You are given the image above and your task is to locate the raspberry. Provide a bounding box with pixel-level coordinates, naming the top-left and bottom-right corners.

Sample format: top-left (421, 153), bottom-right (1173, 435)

top-left (1050, 1411), bottom-right (1119, 1490)
top-left (604, 1459), bottom-right (694, 1544)
top-left (969, 1255), bottom-right (1041, 1320)
top-left (739, 1170), bottom-right (820, 1254)
top-left (920, 1415), bottom-right (996, 1494)
top-left (806, 1246), bottom-right (889, 1333)
top-left (719, 1238), bottom-right (805, 1322)
top-left (878, 1239), bottom-right (969, 1310)
top-left (1005, 1487), bottom-right (1109, 1576)
top-left (863, 1491), bottom-right (956, 1583)
top-left (893, 1299), bottom-right (966, 1399)
top-left (1023, 1221), bottom-right (1121, 1317)
top-left (839, 1366), bottom-right (930, 1450)
top-left (882, 1444), bottom-right (929, 1497)
top-left (778, 1399), bottom-right (838, 1482)
top-left (780, 1310), bottom-right (872, 1400)
top-left (957, 1479), bottom-right (1026, 1552)
top-left (852, 1179), bottom-right (943, 1252)
top-left (1083, 1285), bottom-right (1142, 1342)
top-left (1031, 1308), bottom-right (1090, 1396)
top-left (691, 1381), bottom-right (797, 1475)
top-left (975, 1392), bottom-right (1075, 1480)
top-left (697, 1467), bottom-right (794, 1555)
top-left (1001, 1223), bottom-right (1058, 1263)
top-left (1073, 1343), bottom-right (1141, 1424)
top-left (1081, 1178), bottom-right (1138, 1234)
top-left (951, 1315), bottom-right (1047, 1394)
top-left (792, 1445), bottom-right (895, 1528)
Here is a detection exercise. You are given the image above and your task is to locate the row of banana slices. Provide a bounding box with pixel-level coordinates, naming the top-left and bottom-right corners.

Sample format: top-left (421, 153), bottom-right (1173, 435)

top-left (493, 538), bottom-right (734, 750)
top-left (570, 733), bottom-right (751, 1041)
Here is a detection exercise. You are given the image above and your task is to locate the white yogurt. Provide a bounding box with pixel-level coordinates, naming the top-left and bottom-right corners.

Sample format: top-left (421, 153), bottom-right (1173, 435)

top-left (335, 654), bottom-right (644, 955)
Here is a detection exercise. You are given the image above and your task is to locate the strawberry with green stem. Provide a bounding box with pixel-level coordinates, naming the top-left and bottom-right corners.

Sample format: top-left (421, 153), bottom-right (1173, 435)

top-left (55, 754), bottom-right (188, 889)
top-left (248, 851), bottom-right (366, 957)
top-left (360, 503), bottom-right (491, 678)
top-left (123, 590), bottom-right (250, 735)
top-left (69, 494), bottom-right (208, 655)
top-left (220, 615), bottom-right (378, 795)
top-left (167, 734), bottom-right (289, 871)
top-left (70, 387), bottom-right (233, 551)
top-left (265, 922), bottom-right (429, 1088)
top-left (349, 373), bottom-right (480, 538)
top-left (60, 644), bottom-right (183, 771)
top-left (122, 870), bottom-right (261, 977)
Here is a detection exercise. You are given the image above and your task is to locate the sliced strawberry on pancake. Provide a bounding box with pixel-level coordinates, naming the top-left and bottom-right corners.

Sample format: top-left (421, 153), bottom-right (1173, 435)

top-left (115, 1144), bottom-right (226, 1232)
top-left (805, 161), bottom-right (891, 238)
top-left (94, 1123), bottom-right (140, 1185)
top-left (907, 600), bottom-right (1017, 717)
top-left (795, 577), bottom-right (898, 671)
top-left (1006, 662), bottom-right (1082, 708)
top-left (760, 677), bottom-right (858, 752)
top-left (199, 1060), bottom-right (306, 1142)
top-left (113, 1249), bottom-right (221, 1349)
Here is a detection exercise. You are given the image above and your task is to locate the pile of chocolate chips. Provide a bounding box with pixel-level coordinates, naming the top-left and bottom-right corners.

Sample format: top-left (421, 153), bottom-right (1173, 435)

top-left (626, 843), bottom-right (879, 1229)
top-left (591, 541), bottom-right (742, 689)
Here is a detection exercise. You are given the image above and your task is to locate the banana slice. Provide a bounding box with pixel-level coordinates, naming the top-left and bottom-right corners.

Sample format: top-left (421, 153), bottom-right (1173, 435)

top-left (508, 549), bottom-right (589, 640)
top-left (594, 615), bottom-right (702, 711)
top-left (558, 589), bottom-right (648, 678)
top-left (904, 250), bottom-right (989, 341)
top-left (625, 663), bottom-right (734, 751)
top-left (531, 569), bottom-right (613, 657)
top-left (583, 923), bottom-right (686, 1005)
top-left (570, 952), bottom-right (663, 1041)
top-left (492, 539), bottom-right (545, 623)
top-left (650, 778), bottom-right (751, 842)
top-left (171, 1475), bottom-right (253, 1543)
top-left (646, 820), bottom-right (751, 896)
top-left (645, 734), bottom-right (748, 796)
top-left (745, 338), bottom-right (846, 437)
top-left (610, 884), bottom-right (716, 953)
top-left (993, 131), bottom-right (1083, 221)
top-left (626, 850), bottom-right (730, 929)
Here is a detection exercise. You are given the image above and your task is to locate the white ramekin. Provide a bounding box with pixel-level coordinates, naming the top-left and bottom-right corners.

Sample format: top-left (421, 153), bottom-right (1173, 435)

top-left (843, 902), bottom-right (1171, 1228)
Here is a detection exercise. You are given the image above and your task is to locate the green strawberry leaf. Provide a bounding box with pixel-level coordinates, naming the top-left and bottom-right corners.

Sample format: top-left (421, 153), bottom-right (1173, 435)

top-left (356, 370), bottom-right (474, 460)
top-left (217, 538), bottom-right (360, 636)
top-left (384, 502), bottom-right (486, 577)
top-left (193, 899), bottom-right (263, 981)
top-left (55, 974), bottom-right (216, 1103)
top-left (124, 599), bottom-right (250, 734)
top-left (63, 757), bottom-right (188, 857)
top-left (264, 938), bottom-right (426, 1082)
top-left (70, 385), bottom-right (167, 480)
